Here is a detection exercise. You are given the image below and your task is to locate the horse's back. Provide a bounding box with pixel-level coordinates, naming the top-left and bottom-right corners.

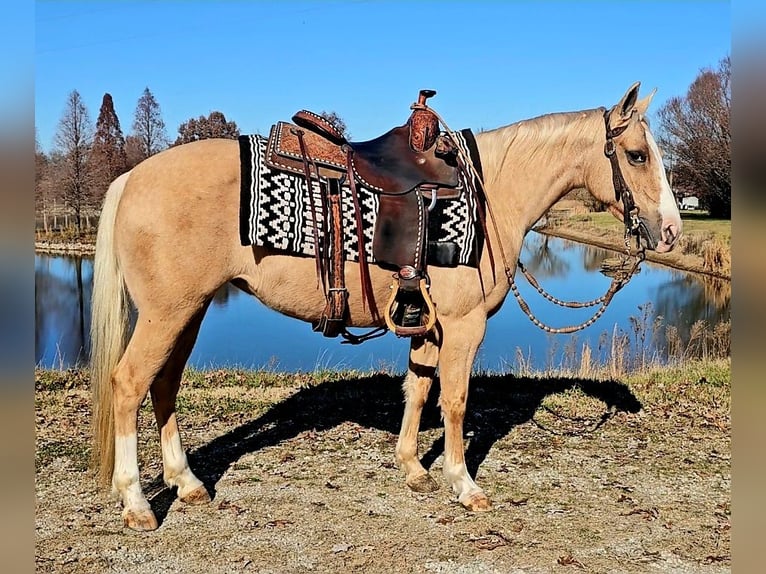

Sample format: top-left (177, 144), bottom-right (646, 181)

top-left (118, 138), bottom-right (240, 235)
top-left (125, 138), bottom-right (240, 203)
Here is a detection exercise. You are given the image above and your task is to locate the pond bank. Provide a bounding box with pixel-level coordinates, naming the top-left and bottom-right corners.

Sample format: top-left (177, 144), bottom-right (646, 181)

top-left (35, 240), bottom-right (95, 256)
top-left (535, 202), bottom-right (731, 280)
top-left (534, 227), bottom-right (730, 280)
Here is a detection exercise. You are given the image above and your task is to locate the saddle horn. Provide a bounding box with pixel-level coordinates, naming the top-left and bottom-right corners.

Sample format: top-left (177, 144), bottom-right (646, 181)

top-left (413, 89), bottom-right (437, 110)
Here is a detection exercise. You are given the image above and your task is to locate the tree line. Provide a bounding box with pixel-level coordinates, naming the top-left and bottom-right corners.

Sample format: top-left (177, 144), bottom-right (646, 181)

top-left (36, 56), bottom-right (730, 237)
top-left (35, 87), bottom-right (242, 234)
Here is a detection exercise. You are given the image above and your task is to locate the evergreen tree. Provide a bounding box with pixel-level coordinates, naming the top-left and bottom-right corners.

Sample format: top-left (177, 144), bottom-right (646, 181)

top-left (174, 111), bottom-right (240, 145)
top-left (130, 87), bottom-right (169, 161)
top-left (88, 93), bottom-right (128, 207)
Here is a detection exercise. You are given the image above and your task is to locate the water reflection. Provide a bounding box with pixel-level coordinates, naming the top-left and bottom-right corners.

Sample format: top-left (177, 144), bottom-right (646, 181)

top-left (650, 270), bottom-right (731, 353)
top-left (524, 234), bottom-right (571, 278)
top-left (35, 256), bottom-right (92, 367)
top-left (34, 236), bottom-right (731, 372)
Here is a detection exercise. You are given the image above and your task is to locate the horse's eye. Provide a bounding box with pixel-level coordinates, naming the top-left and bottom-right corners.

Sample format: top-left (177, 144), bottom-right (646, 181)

top-left (626, 150), bottom-right (646, 165)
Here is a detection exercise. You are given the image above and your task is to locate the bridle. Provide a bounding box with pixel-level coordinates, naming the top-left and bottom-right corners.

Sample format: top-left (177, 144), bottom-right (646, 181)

top-left (602, 107), bottom-right (653, 252)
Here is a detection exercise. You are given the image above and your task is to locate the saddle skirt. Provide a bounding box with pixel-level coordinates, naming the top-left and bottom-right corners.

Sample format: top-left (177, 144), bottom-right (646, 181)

top-left (238, 131), bottom-right (484, 267)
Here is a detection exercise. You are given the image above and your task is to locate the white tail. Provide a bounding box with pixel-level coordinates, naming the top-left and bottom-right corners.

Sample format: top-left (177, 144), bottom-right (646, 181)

top-left (90, 171), bottom-right (132, 485)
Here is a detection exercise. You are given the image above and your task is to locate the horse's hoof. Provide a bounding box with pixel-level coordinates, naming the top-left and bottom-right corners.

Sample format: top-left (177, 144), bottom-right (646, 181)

top-left (180, 485), bottom-right (211, 505)
top-left (123, 508), bottom-right (159, 531)
top-left (460, 491), bottom-right (493, 512)
top-left (407, 473), bottom-right (440, 493)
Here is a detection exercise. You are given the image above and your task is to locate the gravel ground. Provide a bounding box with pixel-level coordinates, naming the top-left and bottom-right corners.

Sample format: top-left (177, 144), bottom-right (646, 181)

top-left (35, 366), bottom-right (730, 573)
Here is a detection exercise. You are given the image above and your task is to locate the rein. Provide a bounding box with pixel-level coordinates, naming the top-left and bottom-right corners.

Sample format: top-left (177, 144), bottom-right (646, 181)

top-left (435, 106), bottom-right (646, 335)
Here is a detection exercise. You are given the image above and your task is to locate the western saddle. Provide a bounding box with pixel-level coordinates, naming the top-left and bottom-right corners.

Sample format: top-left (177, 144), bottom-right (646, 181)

top-left (264, 90), bottom-right (466, 340)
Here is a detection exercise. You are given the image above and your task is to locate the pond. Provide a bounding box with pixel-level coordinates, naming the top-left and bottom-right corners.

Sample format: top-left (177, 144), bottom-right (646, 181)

top-left (35, 234), bottom-right (730, 373)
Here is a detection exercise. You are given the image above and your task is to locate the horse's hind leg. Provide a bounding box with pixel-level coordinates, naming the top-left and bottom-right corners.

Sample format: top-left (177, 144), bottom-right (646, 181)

top-left (150, 302), bottom-right (212, 504)
top-left (396, 334), bottom-right (440, 493)
top-left (111, 308), bottom-right (203, 531)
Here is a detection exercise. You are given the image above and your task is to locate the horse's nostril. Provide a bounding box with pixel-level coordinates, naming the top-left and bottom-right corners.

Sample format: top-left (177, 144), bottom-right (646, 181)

top-left (663, 223), bottom-right (679, 245)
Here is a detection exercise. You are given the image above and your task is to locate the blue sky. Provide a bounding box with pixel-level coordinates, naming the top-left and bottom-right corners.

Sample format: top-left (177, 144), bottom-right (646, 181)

top-left (35, 1), bottom-right (730, 153)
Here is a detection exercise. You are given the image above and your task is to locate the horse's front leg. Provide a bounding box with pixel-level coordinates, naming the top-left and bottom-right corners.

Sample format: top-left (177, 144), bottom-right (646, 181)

top-left (396, 333), bottom-right (440, 493)
top-left (438, 311), bottom-right (492, 511)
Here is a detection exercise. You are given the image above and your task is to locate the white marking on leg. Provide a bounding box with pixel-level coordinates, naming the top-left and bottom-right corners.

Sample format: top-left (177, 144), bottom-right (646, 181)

top-left (161, 426), bottom-right (204, 498)
top-left (443, 458), bottom-right (480, 497)
top-left (112, 434), bottom-right (151, 512)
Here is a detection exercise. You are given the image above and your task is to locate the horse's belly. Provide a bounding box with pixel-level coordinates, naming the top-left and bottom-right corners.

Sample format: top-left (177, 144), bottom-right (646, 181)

top-left (241, 251), bottom-right (388, 327)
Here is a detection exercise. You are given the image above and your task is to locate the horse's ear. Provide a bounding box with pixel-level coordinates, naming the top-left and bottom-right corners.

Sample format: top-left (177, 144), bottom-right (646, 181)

top-left (635, 88), bottom-right (657, 116)
top-left (608, 81), bottom-right (641, 128)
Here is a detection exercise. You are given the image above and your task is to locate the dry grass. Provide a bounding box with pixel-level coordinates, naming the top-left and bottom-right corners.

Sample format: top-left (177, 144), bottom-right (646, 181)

top-left (509, 302), bottom-right (730, 382)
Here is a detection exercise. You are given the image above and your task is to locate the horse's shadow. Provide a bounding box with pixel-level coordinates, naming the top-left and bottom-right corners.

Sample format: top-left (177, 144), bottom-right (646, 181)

top-left (148, 372), bottom-right (641, 523)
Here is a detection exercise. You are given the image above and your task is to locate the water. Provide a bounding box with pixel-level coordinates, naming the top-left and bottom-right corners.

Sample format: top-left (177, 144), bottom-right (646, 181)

top-left (34, 234), bottom-right (730, 372)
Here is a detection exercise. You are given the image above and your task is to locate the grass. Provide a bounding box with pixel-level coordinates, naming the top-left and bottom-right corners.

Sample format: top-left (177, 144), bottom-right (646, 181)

top-left (34, 358), bottom-right (730, 470)
top-left (35, 228), bottom-right (97, 244)
top-left (676, 210), bottom-right (731, 240)
top-left (34, 357), bottom-right (731, 572)
top-left (566, 209), bottom-right (730, 239)
top-left (35, 356), bottom-right (730, 424)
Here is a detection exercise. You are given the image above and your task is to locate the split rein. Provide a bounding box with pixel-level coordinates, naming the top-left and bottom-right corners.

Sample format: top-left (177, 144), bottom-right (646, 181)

top-left (435, 107), bottom-right (646, 335)
top-left (509, 241), bottom-right (645, 335)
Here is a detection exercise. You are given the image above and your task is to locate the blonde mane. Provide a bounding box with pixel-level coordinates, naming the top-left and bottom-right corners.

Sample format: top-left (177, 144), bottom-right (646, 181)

top-left (477, 108), bottom-right (604, 177)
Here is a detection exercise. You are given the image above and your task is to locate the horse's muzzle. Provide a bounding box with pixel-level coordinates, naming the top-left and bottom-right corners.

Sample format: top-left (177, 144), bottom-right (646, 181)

top-left (655, 221), bottom-right (681, 253)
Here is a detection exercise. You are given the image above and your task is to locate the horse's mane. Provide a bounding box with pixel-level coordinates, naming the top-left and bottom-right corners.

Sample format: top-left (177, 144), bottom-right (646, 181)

top-left (477, 108), bottom-right (604, 170)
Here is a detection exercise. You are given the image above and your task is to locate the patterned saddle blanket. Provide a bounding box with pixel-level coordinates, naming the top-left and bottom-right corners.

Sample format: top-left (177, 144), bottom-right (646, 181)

top-left (238, 129), bottom-right (484, 268)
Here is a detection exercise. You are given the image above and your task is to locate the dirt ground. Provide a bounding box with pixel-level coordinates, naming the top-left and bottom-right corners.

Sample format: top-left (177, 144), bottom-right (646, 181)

top-left (35, 365), bottom-right (730, 573)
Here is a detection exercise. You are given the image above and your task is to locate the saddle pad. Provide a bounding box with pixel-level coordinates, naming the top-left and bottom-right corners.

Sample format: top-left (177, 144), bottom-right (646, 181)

top-left (238, 129), bottom-right (484, 267)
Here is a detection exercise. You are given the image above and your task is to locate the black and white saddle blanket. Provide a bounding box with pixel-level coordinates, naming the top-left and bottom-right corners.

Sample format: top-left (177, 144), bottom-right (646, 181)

top-left (238, 129), bottom-right (484, 267)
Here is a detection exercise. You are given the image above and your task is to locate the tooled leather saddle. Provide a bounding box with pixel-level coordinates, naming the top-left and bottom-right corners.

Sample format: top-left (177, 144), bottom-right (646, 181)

top-left (264, 90), bottom-right (469, 340)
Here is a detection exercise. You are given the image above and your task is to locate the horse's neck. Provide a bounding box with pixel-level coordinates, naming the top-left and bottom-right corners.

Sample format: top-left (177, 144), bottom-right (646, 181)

top-left (475, 110), bottom-right (602, 248)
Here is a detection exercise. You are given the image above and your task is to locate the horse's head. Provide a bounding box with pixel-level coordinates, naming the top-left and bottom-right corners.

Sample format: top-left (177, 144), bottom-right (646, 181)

top-left (596, 82), bottom-right (682, 253)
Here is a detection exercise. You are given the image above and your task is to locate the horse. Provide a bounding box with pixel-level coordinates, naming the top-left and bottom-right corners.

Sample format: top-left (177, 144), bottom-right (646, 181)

top-left (90, 82), bottom-right (682, 530)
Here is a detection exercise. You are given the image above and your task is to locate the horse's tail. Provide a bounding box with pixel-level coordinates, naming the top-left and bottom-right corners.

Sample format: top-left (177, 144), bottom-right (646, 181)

top-left (90, 170), bottom-right (132, 486)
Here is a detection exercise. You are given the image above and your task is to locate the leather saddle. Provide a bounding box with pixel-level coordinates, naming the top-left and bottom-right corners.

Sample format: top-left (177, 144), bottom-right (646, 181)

top-left (264, 90), bottom-right (463, 339)
top-left (266, 91), bottom-right (461, 198)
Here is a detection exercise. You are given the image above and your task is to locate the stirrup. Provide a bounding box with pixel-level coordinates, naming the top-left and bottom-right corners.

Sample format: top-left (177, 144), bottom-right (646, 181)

top-left (313, 288), bottom-right (349, 338)
top-left (384, 267), bottom-right (436, 337)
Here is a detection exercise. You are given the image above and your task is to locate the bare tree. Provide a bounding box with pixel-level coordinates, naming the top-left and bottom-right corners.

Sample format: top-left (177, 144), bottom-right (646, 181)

top-left (319, 111), bottom-right (349, 139)
top-left (130, 87), bottom-right (169, 162)
top-left (88, 93), bottom-right (128, 208)
top-left (174, 111), bottom-right (240, 145)
top-left (35, 131), bottom-right (52, 233)
top-left (52, 90), bottom-right (94, 233)
top-left (124, 135), bottom-right (145, 169)
top-left (658, 56), bottom-right (730, 218)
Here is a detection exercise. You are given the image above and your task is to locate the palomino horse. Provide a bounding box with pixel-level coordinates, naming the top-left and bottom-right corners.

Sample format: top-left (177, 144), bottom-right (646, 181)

top-left (91, 82), bottom-right (681, 530)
